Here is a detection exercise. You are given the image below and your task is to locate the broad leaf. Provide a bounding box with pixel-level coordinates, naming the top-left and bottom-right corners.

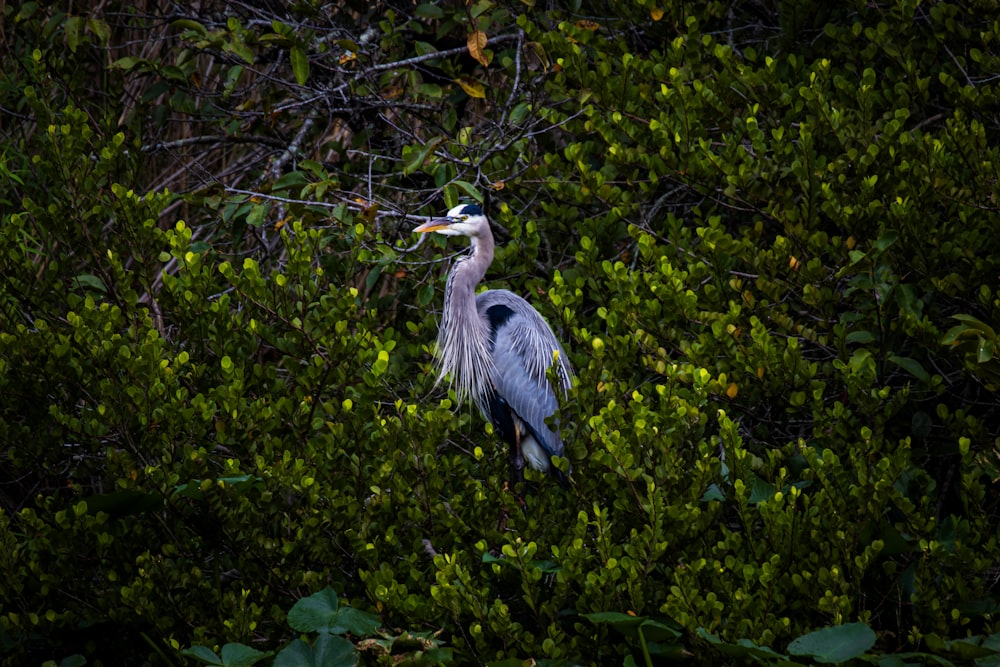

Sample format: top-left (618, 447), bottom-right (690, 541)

top-left (787, 623), bottom-right (876, 663)
top-left (455, 76), bottom-right (486, 98)
top-left (888, 355), bottom-right (931, 382)
top-left (181, 646), bottom-right (223, 666)
top-left (290, 45), bottom-right (309, 85)
top-left (287, 587), bottom-right (380, 636)
top-left (402, 137), bottom-right (443, 176)
top-left (747, 473), bottom-right (777, 504)
top-left (467, 30), bottom-right (489, 67)
top-left (220, 643), bottom-right (272, 667)
top-left (845, 330), bottom-right (876, 344)
top-left (288, 588), bottom-right (340, 633)
top-left (312, 634), bottom-right (358, 667)
top-left (274, 636), bottom-right (357, 667)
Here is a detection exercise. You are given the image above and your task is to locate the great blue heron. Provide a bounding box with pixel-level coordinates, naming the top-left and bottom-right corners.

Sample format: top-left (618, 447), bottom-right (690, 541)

top-left (414, 204), bottom-right (573, 489)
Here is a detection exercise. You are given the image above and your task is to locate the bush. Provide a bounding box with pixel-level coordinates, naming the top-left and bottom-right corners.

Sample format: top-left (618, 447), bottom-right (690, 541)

top-left (1, 1), bottom-right (999, 665)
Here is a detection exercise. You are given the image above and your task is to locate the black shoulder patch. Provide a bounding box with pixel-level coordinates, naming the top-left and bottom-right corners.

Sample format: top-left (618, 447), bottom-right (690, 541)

top-left (484, 303), bottom-right (515, 334)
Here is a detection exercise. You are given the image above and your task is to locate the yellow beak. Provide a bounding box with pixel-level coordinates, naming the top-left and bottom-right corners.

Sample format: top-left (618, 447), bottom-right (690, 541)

top-left (413, 218), bottom-right (453, 233)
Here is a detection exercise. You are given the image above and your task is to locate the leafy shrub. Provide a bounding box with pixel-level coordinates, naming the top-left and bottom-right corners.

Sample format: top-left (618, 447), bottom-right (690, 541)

top-left (2, 2), bottom-right (999, 666)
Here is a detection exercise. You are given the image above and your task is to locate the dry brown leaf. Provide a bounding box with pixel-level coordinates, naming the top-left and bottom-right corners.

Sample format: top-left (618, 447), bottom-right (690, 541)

top-left (467, 30), bottom-right (489, 67)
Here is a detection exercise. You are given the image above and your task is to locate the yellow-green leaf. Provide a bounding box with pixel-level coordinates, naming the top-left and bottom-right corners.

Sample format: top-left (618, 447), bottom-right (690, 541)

top-left (402, 137), bottom-right (443, 176)
top-left (290, 46), bottom-right (309, 85)
top-left (455, 76), bottom-right (486, 99)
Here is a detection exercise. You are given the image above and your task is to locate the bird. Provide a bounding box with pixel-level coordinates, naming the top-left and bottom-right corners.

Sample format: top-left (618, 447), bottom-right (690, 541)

top-left (414, 203), bottom-right (574, 490)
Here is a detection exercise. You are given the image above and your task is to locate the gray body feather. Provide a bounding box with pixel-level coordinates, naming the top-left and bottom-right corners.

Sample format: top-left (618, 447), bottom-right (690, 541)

top-left (474, 289), bottom-right (572, 465)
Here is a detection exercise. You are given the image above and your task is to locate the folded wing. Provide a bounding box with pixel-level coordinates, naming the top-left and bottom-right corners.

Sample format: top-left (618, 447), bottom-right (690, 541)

top-left (476, 289), bottom-right (573, 469)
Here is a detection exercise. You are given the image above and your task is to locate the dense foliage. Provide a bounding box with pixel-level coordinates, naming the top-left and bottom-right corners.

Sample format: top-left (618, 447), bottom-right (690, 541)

top-left (2, 1), bottom-right (999, 665)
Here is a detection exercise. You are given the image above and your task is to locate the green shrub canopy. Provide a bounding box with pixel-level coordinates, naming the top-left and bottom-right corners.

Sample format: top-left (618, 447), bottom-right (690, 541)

top-left (1, 2), bottom-right (999, 664)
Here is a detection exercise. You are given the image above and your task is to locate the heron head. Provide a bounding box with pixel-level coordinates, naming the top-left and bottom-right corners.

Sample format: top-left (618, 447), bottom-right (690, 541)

top-left (413, 203), bottom-right (488, 237)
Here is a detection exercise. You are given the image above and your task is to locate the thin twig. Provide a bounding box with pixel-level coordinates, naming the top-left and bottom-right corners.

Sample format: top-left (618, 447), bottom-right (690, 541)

top-left (141, 135), bottom-right (285, 153)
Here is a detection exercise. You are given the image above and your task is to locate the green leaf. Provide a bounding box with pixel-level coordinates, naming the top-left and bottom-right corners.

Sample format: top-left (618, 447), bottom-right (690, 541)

top-left (226, 37), bottom-right (255, 65)
top-left (220, 643), bottom-right (272, 667)
top-left (335, 39), bottom-right (360, 53)
top-left (418, 83), bottom-right (444, 98)
top-left (172, 475), bottom-right (262, 500)
top-left (638, 619), bottom-right (682, 642)
top-left (482, 552), bottom-right (506, 567)
top-left (181, 646), bottom-right (224, 666)
top-left (845, 330), bottom-right (876, 344)
top-left (410, 647), bottom-right (455, 665)
top-left (510, 102), bottom-right (531, 125)
top-left (529, 559), bottom-right (561, 573)
top-left (876, 653), bottom-right (958, 667)
top-left (332, 607), bottom-right (381, 636)
top-left (274, 640), bottom-right (313, 667)
top-left (888, 355), bottom-right (930, 383)
top-left (272, 170), bottom-right (309, 191)
top-left (414, 4), bottom-right (445, 18)
top-left (299, 159), bottom-right (327, 177)
top-left (872, 231), bottom-right (899, 254)
top-left (417, 283), bottom-right (434, 306)
top-left (87, 18), bottom-right (111, 43)
top-left (847, 348), bottom-right (874, 375)
top-left (110, 56), bottom-right (143, 70)
top-left (696, 628), bottom-right (784, 660)
top-left (449, 179), bottom-right (483, 203)
top-left (64, 16), bottom-right (83, 53)
top-left (365, 265), bottom-right (381, 293)
top-left (787, 622), bottom-right (876, 663)
top-left (246, 203), bottom-right (268, 227)
top-left (71, 273), bottom-right (107, 293)
top-left (701, 483), bottom-right (725, 502)
top-left (581, 611), bottom-right (680, 642)
top-left (482, 551), bottom-right (559, 573)
top-left (747, 473), bottom-right (777, 504)
top-left (312, 634), bottom-right (358, 667)
top-left (581, 611), bottom-right (645, 635)
top-left (171, 18), bottom-right (208, 36)
top-left (941, 324), bottom-right (974, 346)
top-left (978, 337), bottom-right (995, 364)
top-left (219, 474), bottom-right (264, 492)
top-left (414, 41), bottom-right (438, 56)
top-left (925, 632), bottom-right (1000, 659)
top-left (402, 137), bottom-right (443, 176)
top-left (15, 2), bottom-right (38, 21)
top-left (287, 587), bottom-right (380, 636)
top-left (896, 283), bottom-right (924, 318)
top-left (951, 314), bottom-right (996, 336)
top-left (270, 20), bottom-right (294, 38)
top-left (274, 636), bottom-right (357, 667)
top-left (291, 46), bottom-right (309, 85)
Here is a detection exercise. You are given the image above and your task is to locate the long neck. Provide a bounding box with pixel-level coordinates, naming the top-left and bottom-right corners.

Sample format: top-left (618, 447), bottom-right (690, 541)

top-left (453, 232), bottom-right (493, 288)
top-left (437, 234), bottom-right (495, 406)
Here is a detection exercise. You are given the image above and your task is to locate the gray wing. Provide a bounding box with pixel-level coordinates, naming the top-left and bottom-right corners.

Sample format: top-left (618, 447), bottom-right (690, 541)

top-left (476, 289), bottom-right (573, 458)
